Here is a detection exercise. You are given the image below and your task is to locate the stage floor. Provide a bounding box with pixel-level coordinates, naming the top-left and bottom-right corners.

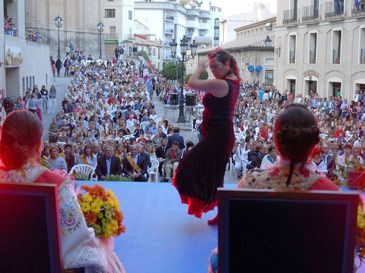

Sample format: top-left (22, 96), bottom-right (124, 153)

top-left (79, 182), bottom-right (219, 273)
top-left (78, 182), bottom-right (365, 273)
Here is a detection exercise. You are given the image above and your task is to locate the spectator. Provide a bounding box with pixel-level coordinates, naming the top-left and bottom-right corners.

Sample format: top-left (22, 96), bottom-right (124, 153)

top-left (163, 141), bottom-right (182, 182)
top-left (56, 58), bottom-right (62, 77)
top-left (122, 144), bottom-right (149, 181)
top-left (48, 146), bottom-right (67, 172)
top-left (95, 145), bottom-right (123, 180)
top-left (167, 127), bottom-right (185, 150)
top-left (64, 144), bottom-right (75, 172)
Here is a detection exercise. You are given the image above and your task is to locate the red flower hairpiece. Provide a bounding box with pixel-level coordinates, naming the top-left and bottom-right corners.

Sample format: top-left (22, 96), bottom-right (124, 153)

top-left (208, 47), bottom-right (223, 58)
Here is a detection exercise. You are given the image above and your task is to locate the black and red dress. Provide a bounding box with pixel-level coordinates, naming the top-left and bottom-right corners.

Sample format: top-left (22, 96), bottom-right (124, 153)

top-left (172, 78), bottom-right (240, 218)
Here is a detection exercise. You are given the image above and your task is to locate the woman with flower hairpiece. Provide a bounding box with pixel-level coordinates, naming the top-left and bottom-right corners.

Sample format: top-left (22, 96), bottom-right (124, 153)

top-left (0, 110), bottom-right (126, 273)
top-left (208, 104), bottom-right (340, 273)
top-left (172, 48), bottom-right (241, 225)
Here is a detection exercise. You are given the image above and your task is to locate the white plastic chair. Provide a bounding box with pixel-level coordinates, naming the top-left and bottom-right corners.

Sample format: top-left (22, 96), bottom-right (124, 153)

top-left (69, 164), bottom-right (96, 181)
top-left (148, 157), bottom-right (160, 182)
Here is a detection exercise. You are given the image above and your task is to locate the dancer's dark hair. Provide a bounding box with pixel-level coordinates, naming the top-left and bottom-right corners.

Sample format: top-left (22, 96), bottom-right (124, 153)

top-left (274, 104), bottom-right (320, 185)
top-left (208, 48), bottom-right (241, 80)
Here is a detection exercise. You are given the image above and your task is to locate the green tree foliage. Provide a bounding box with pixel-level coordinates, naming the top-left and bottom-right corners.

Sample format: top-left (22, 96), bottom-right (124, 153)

top-left (160, 61), bottom-right (185, 81)
top-left (136, 50), bottom-right (150, 62)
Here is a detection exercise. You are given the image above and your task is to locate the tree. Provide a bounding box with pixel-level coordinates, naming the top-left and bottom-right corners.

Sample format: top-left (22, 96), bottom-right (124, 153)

top-left (136, 50), bottom-right (150, 62)
top-left (160, 61), bottom-right (185, 81)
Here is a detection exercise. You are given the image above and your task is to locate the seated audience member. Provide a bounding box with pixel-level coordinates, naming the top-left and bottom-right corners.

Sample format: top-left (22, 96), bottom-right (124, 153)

top-left (78, 144), bottom-right (97, 168)
top-left (64, 143), bottom-right (75, 172)
top-left (260, 145), bottom-right (277, 169)
top-left (208, 104), bottom-right (339, 273)
top-left (122, 144), bottom-right (149, 181)
top-left (48, 146), bottom-right (68, 172)
top-left (95, 145), bottom-right (123, 180)
top-left (163, 141), bottom-right (182, 181)
top-left (182, 141), bottom-right (195, 157)
top-left (0, 110), bottom-right (126, 272)
top-left (155, 138), bottom-right (168, 178)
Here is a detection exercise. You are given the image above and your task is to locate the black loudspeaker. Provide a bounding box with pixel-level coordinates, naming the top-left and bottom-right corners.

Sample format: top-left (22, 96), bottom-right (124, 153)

top-left (185, 94), bottom-right (196, 106)
top-left (170, 93), bottom-right (178, 105)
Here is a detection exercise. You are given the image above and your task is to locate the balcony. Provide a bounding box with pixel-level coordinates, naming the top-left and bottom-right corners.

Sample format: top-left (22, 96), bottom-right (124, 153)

top-left (325, 1), bottom-right (344, 18)
top-left (164, 15), bottom-right (174, 21)
top-left (164, 29), bottom-right (174, 35)
top-left (309, 50), bottom-right (316, 64)
top-left (283, 9), bottom-right (298, 24)
top-left (360, 48), bottom-right (365, 64)
top-left (289, 50), bottom-right (296, 63)
top-left (332, 49), bottom-right (340, 64)
top-left (352, 5), bottom-right (365, 16)
top-left (302, 5), bottom-right (319, 22)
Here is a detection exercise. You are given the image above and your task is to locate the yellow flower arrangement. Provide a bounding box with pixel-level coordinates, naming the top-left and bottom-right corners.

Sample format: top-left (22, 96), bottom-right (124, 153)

top-left (77, 184), bottom-right (126, 239)
top-left (357, 198), bottom-right (365, 259)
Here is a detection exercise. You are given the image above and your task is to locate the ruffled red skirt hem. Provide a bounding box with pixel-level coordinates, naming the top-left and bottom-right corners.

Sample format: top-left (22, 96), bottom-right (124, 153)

top-left (173, 175), bottom-right (217, 218)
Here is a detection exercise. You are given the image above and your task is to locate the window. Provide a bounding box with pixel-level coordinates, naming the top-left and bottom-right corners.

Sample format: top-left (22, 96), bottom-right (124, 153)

top-left (214, 18), bottom-right (219, 28)
top-left (110, 26), bottom-right (116, 39)
top-left (288, 34), bottom-right (296, 63)
top-left (105, 9), bottom-right (115, 18)
top-left (128, 10), bottom-right (132, 20)
top-left (309, 32), bottom-right (317, 64)
top-left (360, 28), bottom-right (365, 64)
top-left (332, 30), bottom-right (342, 64)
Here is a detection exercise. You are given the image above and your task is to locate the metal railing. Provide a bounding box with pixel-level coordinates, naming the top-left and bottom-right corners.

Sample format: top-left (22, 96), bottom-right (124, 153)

top-left (289, 50), bottom-right (296, 63)
top-left (309, 50), bottom-right (316, 63)
top-left (283, 9), bottom-right (298, 24)
top-left (302, 4), bottom-right (319, 21)
top-left (325, 1), bottom-right (344, 18)
top-left (164, 29), bottom-right (174, 34)
top-left (164, 15), bottom-right (174, 21)
top-left (352, 5), bottom-right (365, 15)
top-left (332, 49), bottom-right (340, 64)
top-left (360, 48), bottom-right (365, 64)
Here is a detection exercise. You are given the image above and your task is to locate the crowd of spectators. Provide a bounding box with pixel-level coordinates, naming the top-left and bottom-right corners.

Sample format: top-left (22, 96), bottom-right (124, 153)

top-left (43, 55), bottom-right (191, 182)
top-left (231, 81), bottom-right (365, 185)
top-left (6, 46), bottom-right (365, 184)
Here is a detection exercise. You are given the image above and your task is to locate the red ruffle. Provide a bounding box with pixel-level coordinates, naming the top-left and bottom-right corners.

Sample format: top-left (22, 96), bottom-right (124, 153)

top-left (172, 176), bottom-right (217, 218)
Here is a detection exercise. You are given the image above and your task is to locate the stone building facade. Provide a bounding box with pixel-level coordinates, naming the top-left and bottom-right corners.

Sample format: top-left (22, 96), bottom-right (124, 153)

top-left (2, 0), bottom-right (53, 101)
top-left (275, 0), bottom-right (365, 99)
top-left (25, 0), bottom-right (103, 59)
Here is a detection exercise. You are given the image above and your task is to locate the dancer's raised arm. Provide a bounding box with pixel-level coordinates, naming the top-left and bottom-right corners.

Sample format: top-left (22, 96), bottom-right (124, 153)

top-left (188, 60), bottom-right (229, 98)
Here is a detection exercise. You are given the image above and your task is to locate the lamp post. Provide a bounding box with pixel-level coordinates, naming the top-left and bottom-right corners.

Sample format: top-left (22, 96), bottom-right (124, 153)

top-left (54, 15), bottom-right (63, 59)
top-left (170, 36), bottom-right (197, 123)
top-left (97, 22), bottom-right (104, 60)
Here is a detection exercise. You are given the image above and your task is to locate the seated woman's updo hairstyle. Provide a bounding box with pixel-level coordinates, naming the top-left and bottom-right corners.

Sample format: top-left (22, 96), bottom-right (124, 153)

top-left (274, 103), bottom-right (320, 185)
top-left (0, 110), bottom-right (43, 169)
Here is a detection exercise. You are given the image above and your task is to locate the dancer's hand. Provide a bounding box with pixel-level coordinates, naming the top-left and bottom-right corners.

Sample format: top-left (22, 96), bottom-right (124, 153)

top-left (197, 60), bottom-right (208, 71)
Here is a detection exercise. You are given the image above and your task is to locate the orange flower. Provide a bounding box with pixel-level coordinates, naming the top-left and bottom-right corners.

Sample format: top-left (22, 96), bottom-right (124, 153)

top-left (84, 212), bottom-right (97, 224)
top-left (115, 210), bottom-right (123, 222)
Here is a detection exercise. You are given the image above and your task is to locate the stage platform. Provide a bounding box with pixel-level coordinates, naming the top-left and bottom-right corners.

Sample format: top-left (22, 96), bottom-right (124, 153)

top-left (78, 181), bottom-right (365, 273)
top-left (78, 181), bottom-right (219, 273)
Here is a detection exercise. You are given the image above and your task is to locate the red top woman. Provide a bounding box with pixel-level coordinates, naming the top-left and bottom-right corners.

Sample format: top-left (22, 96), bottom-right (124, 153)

top-left (173, 49), bottom-right (240, 224)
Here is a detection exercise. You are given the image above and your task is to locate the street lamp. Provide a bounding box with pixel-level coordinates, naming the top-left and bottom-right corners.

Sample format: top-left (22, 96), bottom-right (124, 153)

top-left (54, 15), bottom-right (63, 59)
top-left (263, 35), bottom-right (272, 47)
top-left (170, 36), bottom-right (197, 123)
top-left (97, 22), bottom-right (104, 59)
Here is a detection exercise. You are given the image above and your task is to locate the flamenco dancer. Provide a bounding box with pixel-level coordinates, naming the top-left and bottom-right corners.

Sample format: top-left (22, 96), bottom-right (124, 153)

top-left (172, 49), bottom-right (240, 225)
